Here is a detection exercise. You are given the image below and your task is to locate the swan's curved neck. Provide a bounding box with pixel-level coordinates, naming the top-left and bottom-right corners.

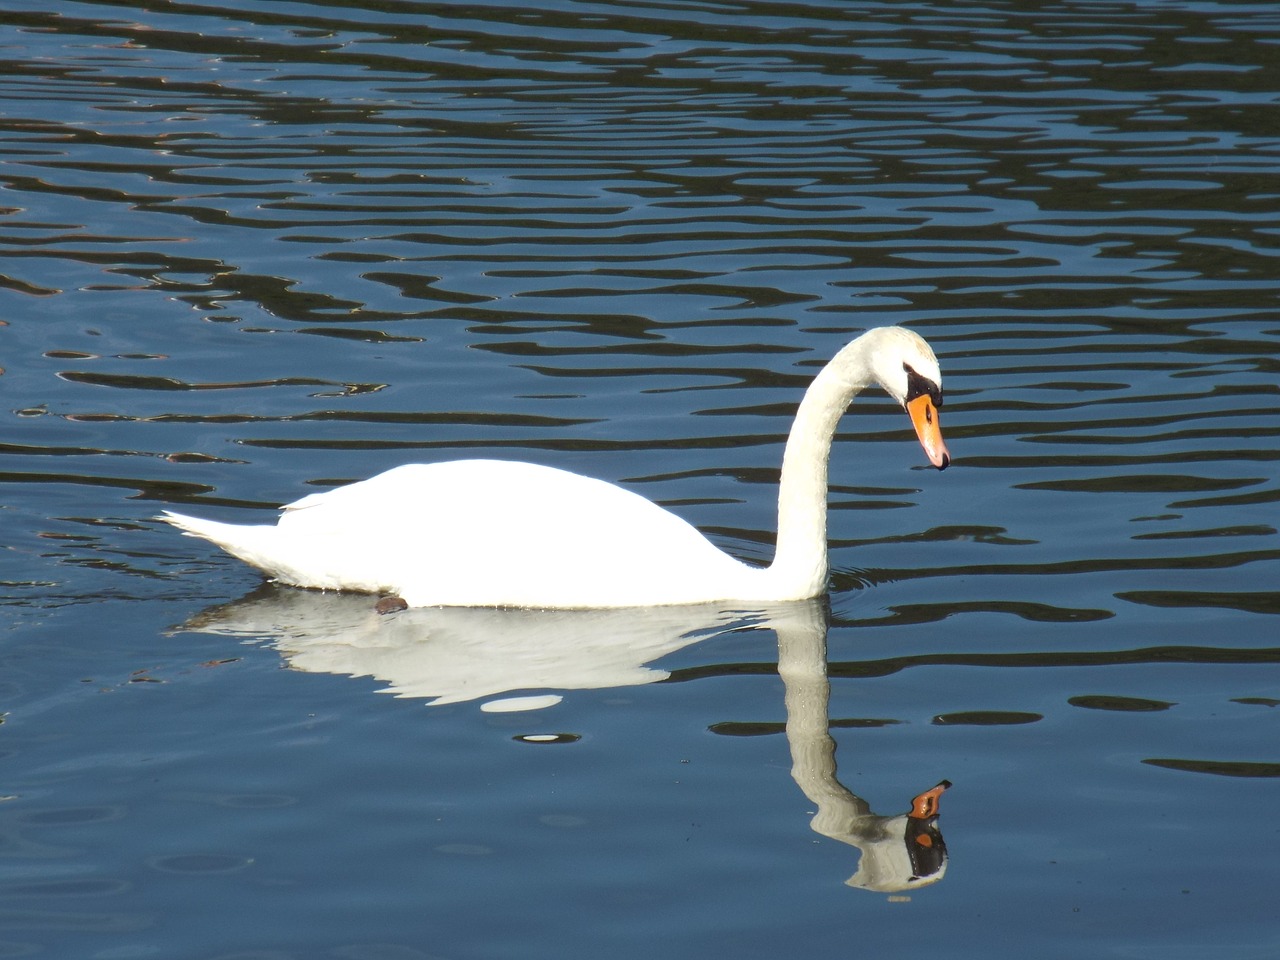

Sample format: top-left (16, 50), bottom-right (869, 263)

top-left (766, 339), bottom-right (877, 599)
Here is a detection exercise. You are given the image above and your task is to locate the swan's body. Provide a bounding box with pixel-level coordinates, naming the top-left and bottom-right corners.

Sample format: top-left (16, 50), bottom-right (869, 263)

top-left (164, 326), bottom-right (949, 608)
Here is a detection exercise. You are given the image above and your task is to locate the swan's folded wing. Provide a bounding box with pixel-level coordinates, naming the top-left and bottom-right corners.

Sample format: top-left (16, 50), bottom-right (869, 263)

top-left (272, 459), bottom-right (758, 606)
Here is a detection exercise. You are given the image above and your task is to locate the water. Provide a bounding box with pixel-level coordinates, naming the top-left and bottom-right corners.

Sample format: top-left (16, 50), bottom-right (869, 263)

top-left (2, 0), bottom-right (1278, 956)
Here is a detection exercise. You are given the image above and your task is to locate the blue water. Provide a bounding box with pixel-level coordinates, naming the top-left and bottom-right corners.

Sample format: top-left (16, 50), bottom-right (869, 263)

top-left (2, 1), bottom-right (1278, 957)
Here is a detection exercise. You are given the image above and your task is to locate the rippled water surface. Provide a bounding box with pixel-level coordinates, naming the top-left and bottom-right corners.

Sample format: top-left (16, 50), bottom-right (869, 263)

top-left (2, 1), bottom-right (1279, 957)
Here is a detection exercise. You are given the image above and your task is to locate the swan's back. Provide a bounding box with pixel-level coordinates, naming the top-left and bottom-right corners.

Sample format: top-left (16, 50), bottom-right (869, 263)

top-left (170, 459), bottom-right (762, 608)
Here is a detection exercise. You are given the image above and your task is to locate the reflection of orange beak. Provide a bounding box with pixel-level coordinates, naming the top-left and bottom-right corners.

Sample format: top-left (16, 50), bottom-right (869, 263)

top-left (908, 780), bottom-right (952, 820)
top-left (906, 394), bottom-right (950, 470)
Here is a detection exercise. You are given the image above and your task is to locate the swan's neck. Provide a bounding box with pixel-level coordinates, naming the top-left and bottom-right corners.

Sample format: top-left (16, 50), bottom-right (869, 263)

top-left (766, 341), bottom-right (876, 599)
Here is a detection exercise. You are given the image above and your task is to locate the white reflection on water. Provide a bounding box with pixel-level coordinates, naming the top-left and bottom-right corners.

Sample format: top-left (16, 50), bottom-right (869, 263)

top-left (177, 586), bottom-right (763, 704)
top-left (776, 600), bottom-right (950, 893)
top-left (177, 586), bottom-right (950, 892)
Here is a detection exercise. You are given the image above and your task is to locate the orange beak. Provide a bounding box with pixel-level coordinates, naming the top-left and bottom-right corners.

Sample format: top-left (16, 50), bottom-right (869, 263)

top-left (908, 780), bottom-right (951, 820)
top-left (906, 394), bottom-right (950, 470)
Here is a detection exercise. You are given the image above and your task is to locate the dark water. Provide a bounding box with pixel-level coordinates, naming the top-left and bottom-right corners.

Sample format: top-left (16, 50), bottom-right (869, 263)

top-left (2, 1), bottom-right (1278, 957)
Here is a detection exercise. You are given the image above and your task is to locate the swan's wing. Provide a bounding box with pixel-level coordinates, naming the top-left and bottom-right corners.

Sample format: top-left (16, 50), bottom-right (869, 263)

top-left (270, 459), bottom-right (756, 606)
top-left (277, 460), bottom-right (699, 544)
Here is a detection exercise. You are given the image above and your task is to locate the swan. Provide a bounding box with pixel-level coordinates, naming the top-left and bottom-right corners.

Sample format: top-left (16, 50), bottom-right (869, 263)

top-left (163, 326), bottom-right (949, 608)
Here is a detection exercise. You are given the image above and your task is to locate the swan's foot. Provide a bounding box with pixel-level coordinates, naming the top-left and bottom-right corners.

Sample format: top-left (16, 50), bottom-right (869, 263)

top-left (375, 596), bottom-right (408, 615)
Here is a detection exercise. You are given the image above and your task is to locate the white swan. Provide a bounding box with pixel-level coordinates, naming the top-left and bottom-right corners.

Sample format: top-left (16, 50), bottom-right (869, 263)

top-left (163, 326), bottom-right (949, 608)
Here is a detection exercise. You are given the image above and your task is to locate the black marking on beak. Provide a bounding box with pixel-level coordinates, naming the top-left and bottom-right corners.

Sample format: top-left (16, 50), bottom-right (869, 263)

top-left (904, 362), bottom-right (943, 408)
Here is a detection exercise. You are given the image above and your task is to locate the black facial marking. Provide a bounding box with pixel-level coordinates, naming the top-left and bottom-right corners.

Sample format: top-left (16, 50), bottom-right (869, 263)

top-left (903, 362), bottom-right (943, 407)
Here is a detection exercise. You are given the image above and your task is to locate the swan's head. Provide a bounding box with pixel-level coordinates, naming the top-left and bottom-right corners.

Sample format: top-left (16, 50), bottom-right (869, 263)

top-left (861, 327), bottom-right (951, 470)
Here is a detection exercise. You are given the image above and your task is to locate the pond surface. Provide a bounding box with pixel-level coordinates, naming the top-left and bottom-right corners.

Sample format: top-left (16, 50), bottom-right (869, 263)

top-left (2, 1), bottom-right (1279, 957)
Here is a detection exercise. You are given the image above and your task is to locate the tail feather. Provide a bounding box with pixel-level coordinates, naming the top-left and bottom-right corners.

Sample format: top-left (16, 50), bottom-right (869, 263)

top-left (161, 510), bottom-right (390, 595)
top-left (161, 510), bottom-right (281, 572)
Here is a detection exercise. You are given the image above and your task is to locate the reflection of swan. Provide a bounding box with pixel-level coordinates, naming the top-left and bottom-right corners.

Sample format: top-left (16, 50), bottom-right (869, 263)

top-left (163, 327), bottom-right (948, 608)
top-left (176, 585), bottom-right (778, 706)
top-left (776, 602), bottom-right (950, 892)
top-left (180, 587), bottom-right (951, 889)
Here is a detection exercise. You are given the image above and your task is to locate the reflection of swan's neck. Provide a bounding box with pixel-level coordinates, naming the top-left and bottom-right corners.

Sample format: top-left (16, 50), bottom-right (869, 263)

top-left (778, 605), bottom-right (872, 826)
top-left (777, 605), bottom-right (951, 893)
top-left (769, 340), bottom-right (876, 598)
